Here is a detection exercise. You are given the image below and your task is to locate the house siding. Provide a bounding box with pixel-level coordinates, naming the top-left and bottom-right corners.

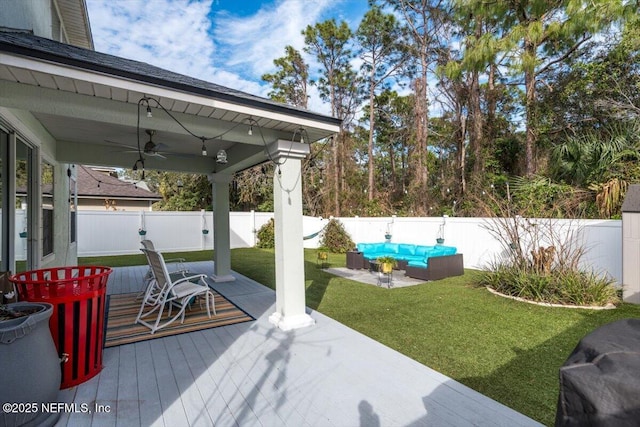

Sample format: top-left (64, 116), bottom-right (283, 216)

top-left (79, 197), bottom-right (154, 211)
top-left (1, 105), bottom-right (77, 269)
top-left (0, 0), bottom-right (55, 40)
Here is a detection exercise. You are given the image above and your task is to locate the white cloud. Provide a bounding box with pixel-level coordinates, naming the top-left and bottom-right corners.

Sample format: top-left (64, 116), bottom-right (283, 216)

top-left (87, 0), bottom-right (218, 81)
top-left (212, 0), bottom-right (336, 78)
top-left (86, 0), bottom-right (364, 116)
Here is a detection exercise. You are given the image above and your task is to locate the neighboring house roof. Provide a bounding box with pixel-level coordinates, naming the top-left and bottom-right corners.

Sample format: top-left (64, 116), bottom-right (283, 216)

top-left (76, 165), bottom-right (161, 201)
top-left (0, 31), bottom-right (341, 126)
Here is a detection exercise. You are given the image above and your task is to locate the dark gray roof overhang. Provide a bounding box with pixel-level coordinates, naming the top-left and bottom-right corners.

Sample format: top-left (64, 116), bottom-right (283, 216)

top-left (0, 31), bottom-right (341, 127)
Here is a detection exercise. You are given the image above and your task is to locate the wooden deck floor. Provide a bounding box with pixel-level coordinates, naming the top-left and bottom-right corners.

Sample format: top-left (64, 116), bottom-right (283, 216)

top-left (55, 262), bottom-right (543, 426)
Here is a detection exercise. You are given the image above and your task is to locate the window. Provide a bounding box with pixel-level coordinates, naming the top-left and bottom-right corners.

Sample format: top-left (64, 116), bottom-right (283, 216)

top-left (42, 161), bottom-right (54, 257)
top-left (51, 0), bottom-right (64, 42)
top-left (69, 168), bottom-right (77, 244)
top-left (15, 139), bottom-right (34, 272)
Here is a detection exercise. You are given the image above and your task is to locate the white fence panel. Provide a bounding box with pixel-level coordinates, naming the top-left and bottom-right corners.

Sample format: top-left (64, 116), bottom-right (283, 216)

top-left (230, 211), bottom-right (274, 248)
top-left (333, 216), bottom-right (622, 283)
top-left (78, 210), bottom-right (213, 255)
top-left (73, 211), bottom-right (622, 283)
top-left (141, 211), bottom-right (212, 253)
top-left (78, 211), bottom-right (141, 256)
top-left (14, 209), bottom-right (28, 261)
top-left (303, 216), bottom-right (326, 248)
top-left (579, 220), bottom-right (622, 282)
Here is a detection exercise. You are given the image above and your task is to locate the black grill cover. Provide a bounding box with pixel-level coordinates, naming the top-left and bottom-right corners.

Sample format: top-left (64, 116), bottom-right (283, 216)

top-left (555, 318), bottom-right (640, 427)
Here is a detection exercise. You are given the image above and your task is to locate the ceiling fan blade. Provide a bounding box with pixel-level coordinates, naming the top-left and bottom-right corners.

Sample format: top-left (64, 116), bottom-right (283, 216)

top-left (104, 139), bottom-right (139, 151)
top-left (105, 138), bottom-right (168, 160)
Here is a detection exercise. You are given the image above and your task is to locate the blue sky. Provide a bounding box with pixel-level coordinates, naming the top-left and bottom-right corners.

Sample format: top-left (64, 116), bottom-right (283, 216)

top-left (86, 0), bottom-right (370, 113)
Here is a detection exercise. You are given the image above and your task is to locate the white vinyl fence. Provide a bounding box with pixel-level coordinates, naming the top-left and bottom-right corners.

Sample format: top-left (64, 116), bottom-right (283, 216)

top-left (300, 215), bottom-right (622, 284)
top-left (29, 211), bottom-right (620, 284)
top-left (76, 210), bottom-right (274, 256)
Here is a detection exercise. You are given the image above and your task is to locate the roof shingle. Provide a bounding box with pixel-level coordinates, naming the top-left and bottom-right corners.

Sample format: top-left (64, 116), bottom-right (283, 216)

top-left (0, 31), bottom-right (341, 126)
top-left (76, 165), bottom-right (161, 200)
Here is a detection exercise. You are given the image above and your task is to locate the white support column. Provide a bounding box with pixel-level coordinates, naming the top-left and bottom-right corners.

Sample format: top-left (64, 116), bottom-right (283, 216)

top-left (208, 173), bottom-right (235, 282)
top-left (267, 140), bottom-right (315, 330)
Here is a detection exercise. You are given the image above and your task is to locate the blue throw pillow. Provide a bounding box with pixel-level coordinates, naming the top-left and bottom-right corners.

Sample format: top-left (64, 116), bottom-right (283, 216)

top-left (415, 245), bottom-right (433, 256)
top-left (372, 243), bottom-right (386, 252)
top-left (438, 246), bottom-right (457, 255)
top-left (398, 244), bottom-right (416, 255)
top-left (384, 243), bottom-right (400, 253)
top-left (357, 243), bottom-right (372, 253)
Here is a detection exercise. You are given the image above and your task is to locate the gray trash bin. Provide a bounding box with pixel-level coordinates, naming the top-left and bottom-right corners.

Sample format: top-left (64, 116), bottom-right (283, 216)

top-left (0, 302), bottom-right (61, 427)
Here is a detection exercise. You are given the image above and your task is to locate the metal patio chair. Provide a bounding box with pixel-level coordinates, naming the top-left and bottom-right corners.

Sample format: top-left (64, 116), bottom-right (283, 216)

top-left (136, 248), bottom-right (216, 334)
top-left (138, 239), bottom-right (189, 298)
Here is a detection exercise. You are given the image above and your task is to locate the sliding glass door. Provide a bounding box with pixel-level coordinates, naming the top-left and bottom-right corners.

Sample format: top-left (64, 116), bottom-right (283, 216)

top-left (0, 130), bottom-right (5, 271)
top-left (16, 139), bottom-right (34, 272)
top-left (0, 130), bottom-right (35, 273)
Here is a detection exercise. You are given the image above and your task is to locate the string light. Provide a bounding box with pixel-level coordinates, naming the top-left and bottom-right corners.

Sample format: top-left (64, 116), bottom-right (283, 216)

top-left (80, 165), bottom-right (144, 191)
top-left (216, 149), bottom-right (228, 164)
top-left (140, 96), bottom-right (245, 161)
top-left (201, 138), bottom-right (207, 156)
top-left (291, 127), bottom-right (309, 144)
top-left (136, 97), bottom-right (313, 173)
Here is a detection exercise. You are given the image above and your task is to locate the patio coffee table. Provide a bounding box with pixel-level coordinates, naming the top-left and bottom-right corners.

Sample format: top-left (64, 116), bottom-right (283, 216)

top-left (369, 260), bottom-right (393, 288)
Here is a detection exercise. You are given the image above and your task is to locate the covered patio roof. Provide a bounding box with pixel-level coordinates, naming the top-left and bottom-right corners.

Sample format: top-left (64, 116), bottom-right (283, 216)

top-left (0, 29), bottom-right (339, 329)
top-left (0, 30), bottom-right (340, 175)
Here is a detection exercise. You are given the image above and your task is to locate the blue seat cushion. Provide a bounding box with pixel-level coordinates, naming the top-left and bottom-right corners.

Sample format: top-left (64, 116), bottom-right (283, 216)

top-left (402, 255), bottom-right (424, 263)
top-left (415, 245), bottom-right (436, 257)
top-left (408, 260), bottom-right (428, 268)
top-left (356, 243), bottom-right (457, 265)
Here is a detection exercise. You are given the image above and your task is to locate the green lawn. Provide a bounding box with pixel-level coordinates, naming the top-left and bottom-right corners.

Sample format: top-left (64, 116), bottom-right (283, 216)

top-left (230, 248), bottom-right (640, 427)
top-left (81, 248), bottom-right (640, 426)
top-left (78, 250), bottom-right (215, 268)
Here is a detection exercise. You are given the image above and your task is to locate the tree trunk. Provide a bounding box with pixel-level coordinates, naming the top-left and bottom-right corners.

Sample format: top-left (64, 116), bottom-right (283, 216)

top-left (368, 75), bottom-right (375, 201)
top-left (339, 131), bottom-right (345, 208)
top-left (524, 40), bottom-right (537, 176)
top-left (333, 130), bottom-right (341, 216)
top-left (330, 78), bottom-right (341, 216)
top-left (470, 16), bottom-right (484, 176)
top-left (487, 63), bottom-right (497, 146)
top-left (470, 68), bottom-right (483, 175)
top-left (390, 140), bottom-right (397, 195)
top-left (413, 71), bottom-right (429, 214)
top-left (459, 113), bottom-right (467, 195)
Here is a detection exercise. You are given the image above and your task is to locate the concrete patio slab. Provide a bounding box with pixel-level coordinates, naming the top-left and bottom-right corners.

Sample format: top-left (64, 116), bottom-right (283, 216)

top-left (325, 266), bottom-right (426, 288)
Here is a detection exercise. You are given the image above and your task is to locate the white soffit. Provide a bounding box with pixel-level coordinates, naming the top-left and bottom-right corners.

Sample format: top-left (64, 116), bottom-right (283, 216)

top-left (0, 53), bottom-right (340, 138)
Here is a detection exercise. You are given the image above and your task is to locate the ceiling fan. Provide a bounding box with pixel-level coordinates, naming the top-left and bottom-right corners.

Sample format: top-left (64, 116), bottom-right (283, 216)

top-left (107, 129), bottom-right (168, 159)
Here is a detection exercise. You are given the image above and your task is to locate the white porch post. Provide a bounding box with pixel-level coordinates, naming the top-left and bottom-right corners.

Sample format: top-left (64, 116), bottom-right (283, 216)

top-left (267, 140), bottom-right (315, 330)
top-left (208, 174), bottom-right (235, 282)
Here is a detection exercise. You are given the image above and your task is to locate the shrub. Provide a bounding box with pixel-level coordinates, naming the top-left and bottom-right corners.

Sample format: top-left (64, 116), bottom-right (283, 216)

top-left (479, 266), bottom-right (619, 306)
top-left (475, 196), bottom-right (620, 307)
top-left (319, 219), bottom-right (355, 254)
top-left (256, 218), bottom-right (275, 248)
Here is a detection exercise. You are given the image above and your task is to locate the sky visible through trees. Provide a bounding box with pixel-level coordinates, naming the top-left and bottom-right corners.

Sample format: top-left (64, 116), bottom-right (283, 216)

top-left (151, 0), bottom-right (640, 220)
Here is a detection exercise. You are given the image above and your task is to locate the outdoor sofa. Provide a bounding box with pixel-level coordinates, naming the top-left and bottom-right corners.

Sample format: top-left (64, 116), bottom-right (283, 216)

top-left (350, 242), bottom-right (464, 281)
